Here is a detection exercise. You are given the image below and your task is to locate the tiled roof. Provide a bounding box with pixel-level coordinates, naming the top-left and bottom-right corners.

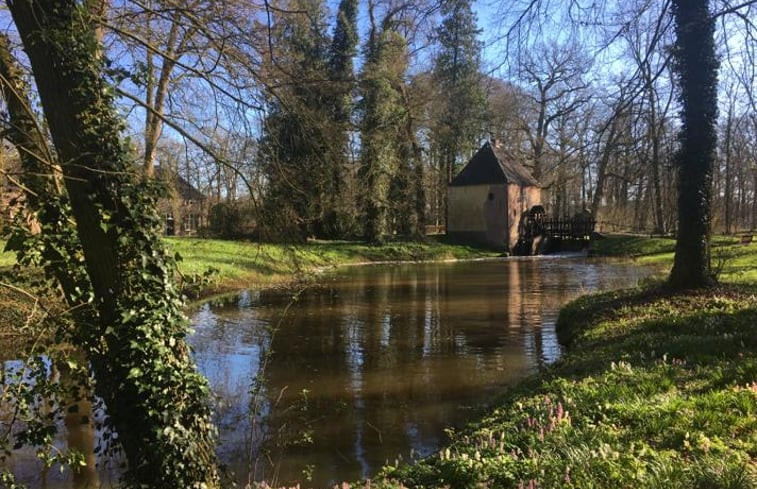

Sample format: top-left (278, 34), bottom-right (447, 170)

top-left (155, 167), bottom-right (205, 201)
top-left (449, 141), bottom-right (540, 187)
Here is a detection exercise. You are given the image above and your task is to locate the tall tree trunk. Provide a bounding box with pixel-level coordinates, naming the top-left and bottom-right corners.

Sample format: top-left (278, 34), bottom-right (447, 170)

top-left (723, 105), bottom-right (734, 234)
top-left (6, 1), bottom-right (220, 486)
top-left (649, 105), bottom-right (666, 234)
top-left (669, 0), bottom-right (718, 288)
top-left (752, 169), bottom-right (757, 230)
top-left (634, 173), bottom-right (646, 232)
top-left (532, 90), bottom-right (548, 181)
top-left (590, 117), bottom-right (620, 220)
top-left (143, 10), bottom-right (182, 178)
top-left (59, 352), bottom-right (99, 489)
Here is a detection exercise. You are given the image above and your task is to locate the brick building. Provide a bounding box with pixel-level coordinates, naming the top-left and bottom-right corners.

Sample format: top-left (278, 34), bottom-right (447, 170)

top-left (447, 140), bottom-right (541, 252)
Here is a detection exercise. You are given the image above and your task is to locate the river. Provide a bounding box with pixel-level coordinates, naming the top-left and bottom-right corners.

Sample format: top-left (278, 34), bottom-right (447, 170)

top-left (190, 256), bottom-right (654, 487)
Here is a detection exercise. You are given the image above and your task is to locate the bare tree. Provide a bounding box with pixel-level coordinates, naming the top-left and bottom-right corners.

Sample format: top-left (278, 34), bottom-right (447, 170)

top-left (515, 40), bottom-right (591, 185)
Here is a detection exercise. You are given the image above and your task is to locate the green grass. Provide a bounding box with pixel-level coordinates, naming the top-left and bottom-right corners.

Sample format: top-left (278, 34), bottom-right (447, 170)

top-left (166, 237), bottom-right (498, 296)
top-left (712, 241), bottom-right (757, 284)
top-left (368, 236), bottom-right (757, 488)
top-left (590, 234), bottom-right (680, 257)
top-left (0, 240), bottom-right (16, 267)
top-left (377, 285), bottom-right (757, 488)
top-left (0, 237), bottom-right (498, 297)
top-left (590, 233), bottom-right (740, 258)
top-left (590, 234), bottom-right (757, 283)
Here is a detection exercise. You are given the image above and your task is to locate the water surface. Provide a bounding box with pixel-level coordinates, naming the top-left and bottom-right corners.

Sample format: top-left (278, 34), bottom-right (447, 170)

top-left (191, 257), bottom-right (653, 487)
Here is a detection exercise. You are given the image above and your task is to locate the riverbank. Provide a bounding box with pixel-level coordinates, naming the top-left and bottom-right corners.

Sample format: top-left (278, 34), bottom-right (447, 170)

top-left (590, 233), bottom-right (756, 283)
top-left (0, 237), bottom-right (500, 301)
top-left (165, 237), bottom-right (500, 299)
top-left (371, 237), bottom-right (757, 488)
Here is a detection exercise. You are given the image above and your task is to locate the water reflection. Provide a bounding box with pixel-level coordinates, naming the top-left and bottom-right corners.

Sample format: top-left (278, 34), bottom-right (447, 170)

top-left (191, 257), bottom-right (652, 487)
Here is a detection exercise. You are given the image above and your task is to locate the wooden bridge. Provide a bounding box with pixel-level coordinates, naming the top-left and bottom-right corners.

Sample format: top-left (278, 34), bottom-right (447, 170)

top-left (540, 217), bottom-right (596, 239)
top-left (514, 206), bottom-right (597, 255)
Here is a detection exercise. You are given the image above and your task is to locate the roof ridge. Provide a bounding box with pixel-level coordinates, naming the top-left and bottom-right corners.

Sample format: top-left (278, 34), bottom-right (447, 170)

top-left (449, 140), bottom-right (539, 187)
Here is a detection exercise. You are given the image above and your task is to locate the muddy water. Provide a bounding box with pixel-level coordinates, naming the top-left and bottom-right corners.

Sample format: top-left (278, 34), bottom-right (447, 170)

top-left (191, 257), bottom-right (654, 488)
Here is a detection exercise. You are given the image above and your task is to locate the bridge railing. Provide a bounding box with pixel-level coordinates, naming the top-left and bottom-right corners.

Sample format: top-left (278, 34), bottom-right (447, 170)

top-left (540, 217), bottom-right (596, 239)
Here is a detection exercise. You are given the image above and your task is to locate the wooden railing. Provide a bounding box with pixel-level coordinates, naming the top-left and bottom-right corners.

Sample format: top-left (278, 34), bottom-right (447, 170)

top-left (541, 218), bottom-right (596, 239)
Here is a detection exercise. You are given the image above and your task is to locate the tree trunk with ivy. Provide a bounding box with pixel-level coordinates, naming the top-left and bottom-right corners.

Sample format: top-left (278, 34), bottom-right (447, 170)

top-left (5, 1), bottom-right (219, 487)
top-left (668, 0), bottom-right (718, 289)
top-left (0, 32), bottom-right (103, 488)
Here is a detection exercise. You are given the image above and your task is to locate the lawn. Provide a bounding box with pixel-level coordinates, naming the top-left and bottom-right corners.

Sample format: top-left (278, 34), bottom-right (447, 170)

top-left (164, 237), bottom-right (499, 296)
top-left (591, 234), bottom-right (757, 284)
top-left (0, 236), bottom-right (499, 297)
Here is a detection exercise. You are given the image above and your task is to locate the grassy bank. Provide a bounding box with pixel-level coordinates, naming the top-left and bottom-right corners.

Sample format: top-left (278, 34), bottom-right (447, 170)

top-left (3, 238), bottom-right (498, 289)
top-left (165, 237), bottom-right (499, 297)
top-left (591, 234), bottom-right (757, 284)
top-left (371, 236), bottom-right (757, 488)
top-left (379, 285), bottom-right (757, 488)
top-left (1, 237), bottom-right (498, 298)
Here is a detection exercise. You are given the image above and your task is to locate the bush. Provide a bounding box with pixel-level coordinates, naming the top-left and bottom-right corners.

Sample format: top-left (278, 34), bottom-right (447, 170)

top-left (208, 201), bottom-right (257, 238)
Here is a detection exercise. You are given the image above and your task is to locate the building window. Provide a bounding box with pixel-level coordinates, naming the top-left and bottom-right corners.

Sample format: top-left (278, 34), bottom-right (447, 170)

top-left (165, 214), bottom-right (175, 236)
top-left (183, 213), bottom-right (196, 233)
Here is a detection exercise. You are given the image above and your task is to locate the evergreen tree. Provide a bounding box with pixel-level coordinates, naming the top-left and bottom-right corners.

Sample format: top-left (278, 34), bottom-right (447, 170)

top-left (322, 0), bottom-right (359, 237)
top-left (432, 0), bottom-right (486, 227)
top-left (258, 0), bottom-right (332, 242)
top-left (329, 0), bottom-right (359, 124)
top-left (359, 27), bottom-right (410, 243)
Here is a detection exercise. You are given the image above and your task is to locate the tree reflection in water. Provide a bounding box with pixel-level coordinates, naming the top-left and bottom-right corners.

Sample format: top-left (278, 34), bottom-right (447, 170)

top-left (191, 257), bottom-right (653, 488)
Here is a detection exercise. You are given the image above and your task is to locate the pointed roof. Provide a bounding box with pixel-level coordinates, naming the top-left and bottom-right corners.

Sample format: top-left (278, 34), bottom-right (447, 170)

top-left (155, 167), bottom-right (206, 201)
top-left (449, 141), bottom-right (540, 187)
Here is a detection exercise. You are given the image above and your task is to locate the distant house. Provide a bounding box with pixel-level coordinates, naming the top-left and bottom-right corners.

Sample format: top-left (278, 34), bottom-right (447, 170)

top-left (0, 160), bottom-right (207, 237)
top-left (155, 168), bottom-right (207, 236)
top-left (447, 140), bottom-right (541, 252)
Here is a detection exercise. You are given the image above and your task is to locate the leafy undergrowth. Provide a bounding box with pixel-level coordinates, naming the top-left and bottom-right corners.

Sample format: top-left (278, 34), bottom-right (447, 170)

top-left (165, 237), bottom-right (497, 298)
top-left (375, 285), bottom-right (757, 489)
top-left (0, 240), bottom-right (15, 267)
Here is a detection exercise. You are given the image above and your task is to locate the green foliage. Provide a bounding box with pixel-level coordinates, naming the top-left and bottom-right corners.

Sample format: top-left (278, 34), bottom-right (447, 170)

top-left (377, 286), bottom-right (757, 488)
top-left (80, 182), bottom-right (220, 489)
top-left (359, 28), bottom-right (414, 242)
top-left (432, 0), bottom-right (486, 179)
top-left (208, 201), bottom-right (256, 238)
top-left (258, 0), bottom-right (342, 241)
